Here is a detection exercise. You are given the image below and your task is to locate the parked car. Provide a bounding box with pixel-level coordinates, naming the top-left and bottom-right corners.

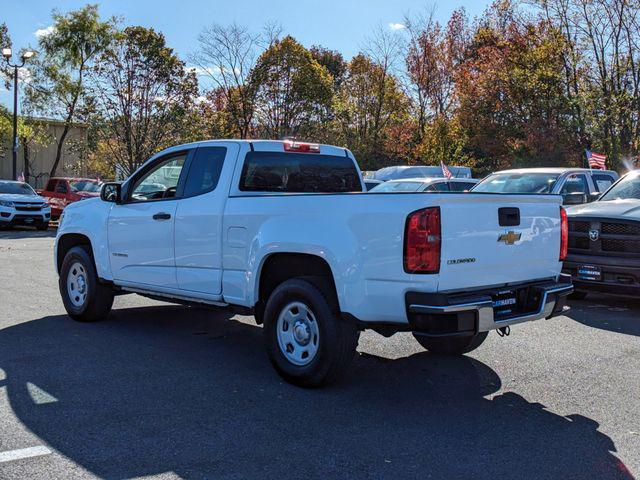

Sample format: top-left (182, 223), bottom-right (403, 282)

top-left (370, 177), bottom-right (479, 193)
top-left (563, 170), bottom-right (640, 298)
top-left (38, 177), bottom-right (102, 219)
top-left (0, 180), bottom-right (51, 230)
top-left (472, 168), bottom-right (619, 205)
top-left (372, 165), bottom-right (473, 181)
top-left (55, 139), bottom-right (571, 387)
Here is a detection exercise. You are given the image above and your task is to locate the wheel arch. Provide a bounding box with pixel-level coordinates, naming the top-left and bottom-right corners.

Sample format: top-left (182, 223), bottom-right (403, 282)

top-left (255, 252), bottom-right (341, 319)
top-left (56, 233), bottom-right (94, 275)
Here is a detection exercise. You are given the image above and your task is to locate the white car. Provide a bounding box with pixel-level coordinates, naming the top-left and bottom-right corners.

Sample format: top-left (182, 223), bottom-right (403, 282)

top-left (55, 140), bottom-right (572, 386)
top-left (370, 177), bottom-right (479, 193)
top-left (472, 168), bottom-right (619, 205)
top-left (0, 180), bottom-right (51, 230)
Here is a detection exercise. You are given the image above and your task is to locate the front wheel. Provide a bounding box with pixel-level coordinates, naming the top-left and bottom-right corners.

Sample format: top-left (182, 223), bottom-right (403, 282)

top-left (37, 222), bottom-right (49, 231)
top-left (59, 246), bottom-right (114, 322)
top-left (413, 331), bottom-right (488, 355)
top-left (263, 278), bottom-right (359, 387)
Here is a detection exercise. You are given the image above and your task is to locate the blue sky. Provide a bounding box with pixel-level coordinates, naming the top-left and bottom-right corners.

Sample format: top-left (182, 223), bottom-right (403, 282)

top-left (0, 0), bottom-right (491, 109)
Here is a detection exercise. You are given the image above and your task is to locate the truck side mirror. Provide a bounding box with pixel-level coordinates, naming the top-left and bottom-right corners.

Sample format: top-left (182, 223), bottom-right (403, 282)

top-left (562, 192), bottom-right (587, 205)
top-left (101, 182), bottom-right (122, 204)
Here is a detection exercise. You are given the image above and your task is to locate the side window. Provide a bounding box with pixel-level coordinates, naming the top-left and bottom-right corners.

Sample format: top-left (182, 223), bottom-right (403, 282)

top-left (55, 181), bottom-right (68, 194)
top-left (46, 179), bottom-right (57, 191)
top-left (592, 174), bottom-right (615, 193)
top-left (560, 174), bottom-right (588, 195)
top-left (130, 152), bottom-right (188, 202)
top-left (426, 182), bottom-right (450, 192)
top-left (449, 182), bottom-right (474, 192)
top-left (182, 147), bottom-right (226, 198)
top-left (240, 152), bottom-right (361, 193)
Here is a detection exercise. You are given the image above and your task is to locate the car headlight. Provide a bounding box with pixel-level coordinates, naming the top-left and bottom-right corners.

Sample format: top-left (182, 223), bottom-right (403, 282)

top-left (0, 200), bottom-right (14, 208)
top-left (41, 203), bottom-right (50, 210)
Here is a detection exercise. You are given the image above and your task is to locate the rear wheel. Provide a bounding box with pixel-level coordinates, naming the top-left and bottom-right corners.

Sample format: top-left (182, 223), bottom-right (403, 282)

top-left (413, 331), bottom-right (488, 355)
top-left (59, 246), bottom-right (114, 322)
top-left (264, 278), bottom-right (359, 387)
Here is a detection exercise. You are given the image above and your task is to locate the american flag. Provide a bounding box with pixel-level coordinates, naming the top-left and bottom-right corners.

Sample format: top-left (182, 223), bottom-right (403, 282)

top-left (440, 160), bottom-right (453, 180)
top-left (586, 150), bottom-right (607, 170)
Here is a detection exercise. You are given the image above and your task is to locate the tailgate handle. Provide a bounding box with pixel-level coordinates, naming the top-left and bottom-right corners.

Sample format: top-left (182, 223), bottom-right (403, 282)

top-left (499, 207), bottom-right (520, 227)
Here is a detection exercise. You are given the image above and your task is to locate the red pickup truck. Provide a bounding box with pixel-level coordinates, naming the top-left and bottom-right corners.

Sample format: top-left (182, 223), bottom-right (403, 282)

top-left (38, 177), bottom-right (102, 219)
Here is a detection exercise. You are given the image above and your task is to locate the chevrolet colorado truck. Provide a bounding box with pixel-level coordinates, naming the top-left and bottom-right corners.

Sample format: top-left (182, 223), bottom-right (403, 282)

top-left (0, 180), bottom-right (51, 230)
top-left (54, 140), bottom-right (572, 386)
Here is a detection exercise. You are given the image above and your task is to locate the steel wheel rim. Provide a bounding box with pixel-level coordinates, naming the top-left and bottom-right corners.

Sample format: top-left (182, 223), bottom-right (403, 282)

top-left (276, 301), bottom-right (320, 366)
top-left (67, 262), bottom-right (88, 308)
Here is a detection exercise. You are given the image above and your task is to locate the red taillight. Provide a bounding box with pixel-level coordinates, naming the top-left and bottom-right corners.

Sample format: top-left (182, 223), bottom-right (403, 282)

top-left (404, 207), bottom-right (441, 274)
top-left (283, 140), bottom-right (320, 153)
top-left (560, 206), bottom-right (568, 261)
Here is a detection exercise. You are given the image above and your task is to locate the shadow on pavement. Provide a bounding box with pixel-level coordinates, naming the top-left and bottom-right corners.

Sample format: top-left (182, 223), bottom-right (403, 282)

top-left (569, 294), bottom-right (640, 337)
top-left (0, 305), bottom-right (634, 479)
top-left (0, 227), bottom-right (56, 239)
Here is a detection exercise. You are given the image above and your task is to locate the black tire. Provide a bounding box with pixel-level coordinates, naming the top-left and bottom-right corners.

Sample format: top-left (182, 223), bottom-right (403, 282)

top-left (413, 331), bottom-right (488, 355)
top-left (37, 222), bottom-right (49, 231)
top-left (568, 291), bottom-right (588, 300)
top-left (59, 246), bottom-right (114, 322)
top-left (263, 278), bottom-right (359, 388)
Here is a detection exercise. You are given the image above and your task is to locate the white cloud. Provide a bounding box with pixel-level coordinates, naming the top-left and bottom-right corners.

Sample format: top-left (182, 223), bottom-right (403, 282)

top-left (388, 22), bottom-right (406, 31)
top-left (34, 25), bottom-right (55, 39)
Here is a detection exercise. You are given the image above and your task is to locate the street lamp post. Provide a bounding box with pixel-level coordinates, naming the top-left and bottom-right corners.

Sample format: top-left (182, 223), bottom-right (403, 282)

top-left (2, 47), bottom-right (34, 181)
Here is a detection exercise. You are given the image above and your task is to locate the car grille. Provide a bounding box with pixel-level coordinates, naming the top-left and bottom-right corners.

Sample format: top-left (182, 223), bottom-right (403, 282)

top-left (568, 219), bottom-right (640, 257)
top-left (569, 221), bottom-right (590, 233)
top-left (14, 202), bottom-right (46, 211)
top-left (601, 222), bottom-right (640, 236)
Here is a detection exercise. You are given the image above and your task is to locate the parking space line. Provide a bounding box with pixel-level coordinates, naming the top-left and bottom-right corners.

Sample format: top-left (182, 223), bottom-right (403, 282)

top-left (0, 446), bottom-right (52, 464)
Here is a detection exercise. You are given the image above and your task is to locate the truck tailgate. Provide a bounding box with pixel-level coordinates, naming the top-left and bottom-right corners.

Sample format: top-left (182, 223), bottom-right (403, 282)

top-left (437, 194), bottom-right (562, 292)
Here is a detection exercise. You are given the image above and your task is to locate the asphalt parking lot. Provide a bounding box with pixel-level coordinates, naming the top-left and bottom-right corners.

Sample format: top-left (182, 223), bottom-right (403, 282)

top-left (0, 229), bottom-right (639, 479)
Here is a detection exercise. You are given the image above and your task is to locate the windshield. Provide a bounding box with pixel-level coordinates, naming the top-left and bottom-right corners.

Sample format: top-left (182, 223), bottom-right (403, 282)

top-left (69, 180), bottom-right (101, 193)
top-left (0, 181), bottom-right (36, 195)
top-left (370, 181), bottom-right (425, 192)
top-left (599, 172), bottom-right (640, 201)
top-left (472, 172), bottom-right (560, 194)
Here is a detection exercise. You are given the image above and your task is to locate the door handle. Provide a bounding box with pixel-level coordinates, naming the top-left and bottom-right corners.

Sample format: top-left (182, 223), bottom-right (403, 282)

top-left (152, 212), bottom-right (172, 220)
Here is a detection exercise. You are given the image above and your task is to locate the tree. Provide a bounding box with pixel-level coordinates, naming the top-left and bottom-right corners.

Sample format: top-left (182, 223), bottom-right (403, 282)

top-left (405, 8), bottom-right (470, 135)
top-left (334, 54), bottom-right (410, 169)
top-left (455, 2), bottom-right (578, 173)
top-left (310, 46), bottom-right (347, 89)
top-left (92, 26), bottom-right (198, 176)
top-left (24, 5), bottom-right (116, 178)
top-left (0, 23), bottom-right (11, 91)
top-left (192, 23), bottom-right (261, 138)
top-left (533, 0), bottom-right (640, 169)
top-left (249, 36), bottom-right (333, 139)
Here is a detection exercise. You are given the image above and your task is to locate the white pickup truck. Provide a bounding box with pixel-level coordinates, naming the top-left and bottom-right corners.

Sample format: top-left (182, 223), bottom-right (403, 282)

top-left (55, 140), bottom-right (572, 386)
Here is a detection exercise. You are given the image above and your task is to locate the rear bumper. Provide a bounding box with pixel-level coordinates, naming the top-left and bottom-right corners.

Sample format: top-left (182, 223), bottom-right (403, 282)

top-left (405, 277), bottom-right (573, 337)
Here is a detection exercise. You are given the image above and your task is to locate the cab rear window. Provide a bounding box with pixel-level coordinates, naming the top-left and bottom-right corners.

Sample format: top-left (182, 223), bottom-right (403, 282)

top-left (239, 151), bottom-right (361, 193)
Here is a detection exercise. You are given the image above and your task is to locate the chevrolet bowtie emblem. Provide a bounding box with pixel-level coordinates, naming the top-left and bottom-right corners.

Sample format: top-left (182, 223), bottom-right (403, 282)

top-left (498, 231), bottom-right (522, 245)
